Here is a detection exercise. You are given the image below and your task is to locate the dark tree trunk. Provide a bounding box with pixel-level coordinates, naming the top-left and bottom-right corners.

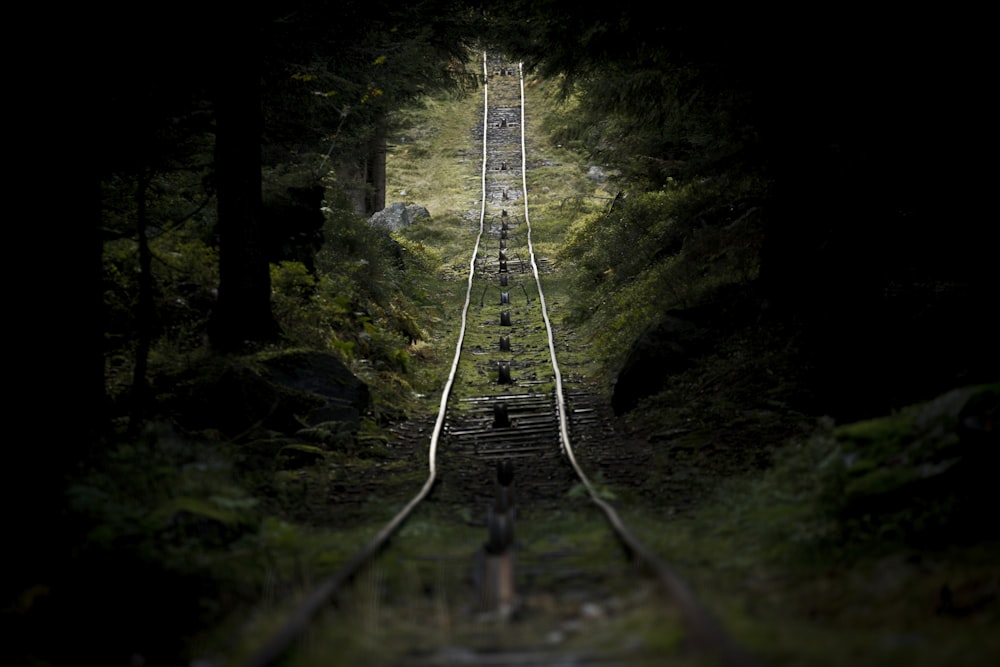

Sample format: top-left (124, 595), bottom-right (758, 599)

top-left (208, 26), bottom-right (280, 351)
top-left (128, 171), bottom-right (154, 435)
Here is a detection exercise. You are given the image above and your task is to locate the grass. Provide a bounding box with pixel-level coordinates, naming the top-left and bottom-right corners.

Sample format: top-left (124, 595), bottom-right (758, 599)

top-left (387, 94), bottom-right (485, 224)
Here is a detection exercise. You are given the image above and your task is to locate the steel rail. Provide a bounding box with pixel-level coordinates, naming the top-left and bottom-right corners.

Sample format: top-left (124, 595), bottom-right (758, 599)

top-left (514, 62), bottom-right (758, 667)
top-left (238, 53), bottom-right (492, 667)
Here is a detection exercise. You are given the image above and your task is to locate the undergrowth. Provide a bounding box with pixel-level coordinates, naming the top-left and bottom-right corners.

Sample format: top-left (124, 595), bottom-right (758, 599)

top-left (560, 172), bottom-right (766, 379)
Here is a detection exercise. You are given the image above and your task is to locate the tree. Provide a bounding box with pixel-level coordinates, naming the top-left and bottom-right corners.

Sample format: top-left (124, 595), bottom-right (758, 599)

top-left (208, 15), bottom-right (280, 350)
top-left (209, 0), bottom-right (482, 349)
top-left (94, 2), bottom-right (483, 361)
top-left (261, 1), bottom-right (480, 214)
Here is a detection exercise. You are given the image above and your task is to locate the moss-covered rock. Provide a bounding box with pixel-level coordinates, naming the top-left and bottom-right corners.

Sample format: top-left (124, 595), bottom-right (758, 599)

top-left (275, 444), bottom-right (328, 470)
top-left (259, 349), bottom-right (371, 428)
top-left (296, 420), bottom-right (357, 449)
top-left (157, 350), bottom-right (370, 440)
top-left (826, 383), bottom-right (999, 544)
top-left (151, 495), bottom-right (258, 546)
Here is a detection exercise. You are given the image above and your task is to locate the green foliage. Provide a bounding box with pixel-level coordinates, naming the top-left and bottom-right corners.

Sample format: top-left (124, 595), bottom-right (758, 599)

top-left (102, 167), bottom-right (441, 425)
top-left (696, 384), bottom-right (1000, 563)
top-left (564, 176), bottom-right (762, 290)
top-left (67, 424), bottom-right (260, 567)
top-left (574, 66), bottom-right (738, 184)
top-left (258, 191), bottom-right (448, 420)
top-left (560, 175), bottom-right (765, 373)
top-left (262, 0), bottom-right (481, 172)
top-left (505, 3), bottom-right (761, 188)
top-left (102, 169), bottom-right (220, 403)
top-left (269, 260), bottom-right (332, 349)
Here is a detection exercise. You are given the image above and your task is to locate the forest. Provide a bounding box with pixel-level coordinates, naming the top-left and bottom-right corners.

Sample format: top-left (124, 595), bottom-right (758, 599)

top-left (8, 3), bottom-right (996, 665)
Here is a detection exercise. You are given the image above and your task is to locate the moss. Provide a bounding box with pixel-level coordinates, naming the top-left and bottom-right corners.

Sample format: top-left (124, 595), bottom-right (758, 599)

top-left (296, 421), bottom-right (356, 449)
top-left (276, 444), bottom-right (328, 470)
top-left (824, 384), bottom-right (999, 540)
top-left (150, 495), bottom-right (258, 545)
top-left (835, 412), bottom-right (914, 455)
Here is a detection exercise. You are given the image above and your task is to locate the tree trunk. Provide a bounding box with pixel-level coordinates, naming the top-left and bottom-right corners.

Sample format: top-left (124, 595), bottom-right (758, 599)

top-left (368, 115), bottom-right (387, 214)
top-left (128, 171), bottom-right (154, 435)
top-left (339, 159), bottom-right (369, 216)
top-left (208, 27), bottom-right (280, 351)
top-left (337, 114), bottom-right (388, 217)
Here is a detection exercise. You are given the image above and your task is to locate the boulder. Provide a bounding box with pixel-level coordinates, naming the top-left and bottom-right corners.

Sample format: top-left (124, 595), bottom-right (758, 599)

top-left (368, 202), bottom-right (430, 232)
top-left (259, 350), bottom-right (371, 429)
top-left (160, 350), bottom-right (370, 439)
top-left (611, 315), bottom-right (706, 415)
top-left (610, 289), bottom-right (762, 415)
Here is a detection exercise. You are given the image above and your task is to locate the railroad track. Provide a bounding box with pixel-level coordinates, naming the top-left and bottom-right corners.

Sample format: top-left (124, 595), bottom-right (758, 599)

top-left (238, 53), bottom-right (758, 667)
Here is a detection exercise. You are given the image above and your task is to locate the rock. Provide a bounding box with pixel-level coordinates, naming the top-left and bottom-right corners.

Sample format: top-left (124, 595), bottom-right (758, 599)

top-left (830, 382), bottom-right (1000, 541)
top-left (368, 202), bottom-right (430, 232)
top-left (611, 315), bottom-right (704, 415)
top-left (587, 165), bottom-right (607, 183)
top-left (160, 362), bottom-right (321, 437)
top-left (153, 495), bottom-right (257, 545)
top-left (260, 350), bottom-right (371, 429)
top-left (160, 350), bottom-right (370, 439)
top-left (610, 291), bottom-right (760, 415)
top-left (580, 601), bottom-right (606, 620)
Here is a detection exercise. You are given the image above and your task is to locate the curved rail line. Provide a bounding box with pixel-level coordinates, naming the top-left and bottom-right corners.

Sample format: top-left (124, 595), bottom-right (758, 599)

top-left (240, 52), bottom-right (757, 667)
